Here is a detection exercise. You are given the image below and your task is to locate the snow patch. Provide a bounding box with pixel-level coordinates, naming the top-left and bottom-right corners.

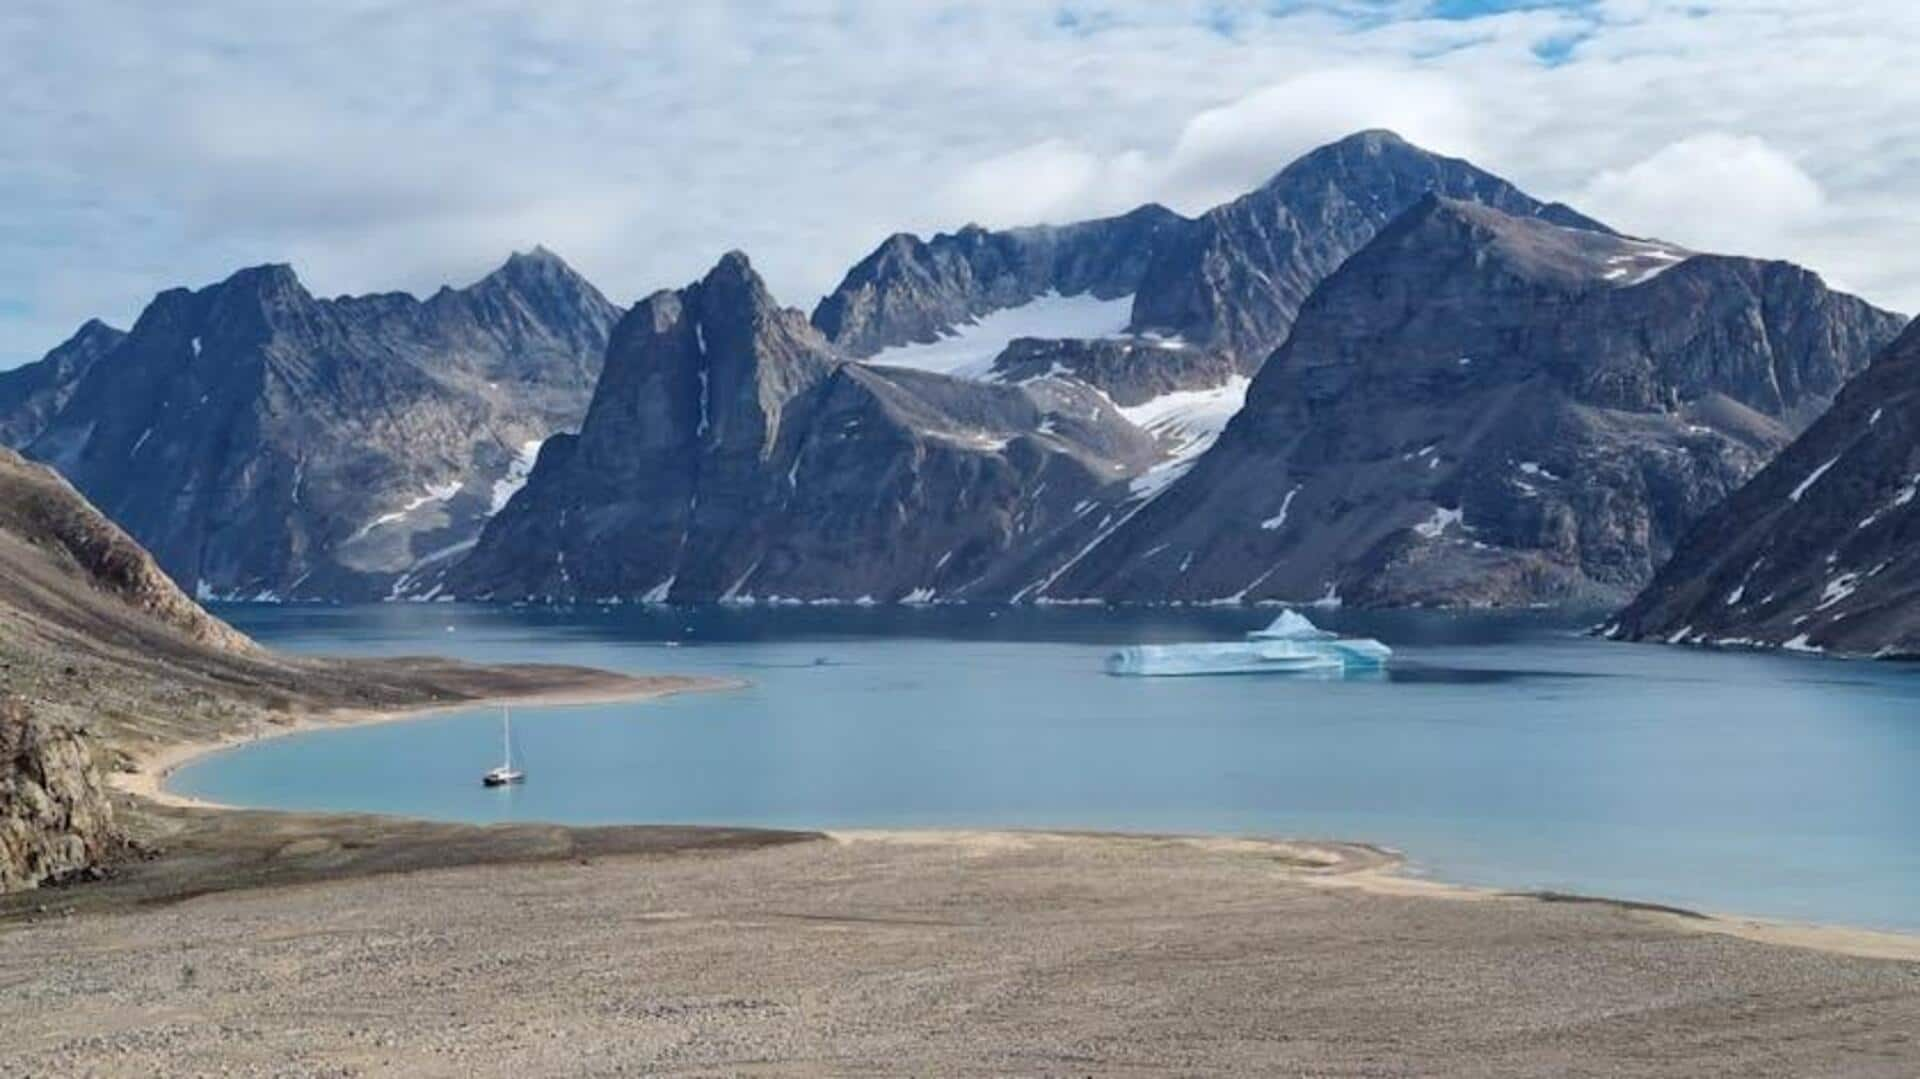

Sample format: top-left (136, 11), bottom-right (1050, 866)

top-left (863, 291), bottom-right (1134, 378)
top-left (1602, 241), bottom-right (1690, 286)
top-left (1787, 455), bottom-right (1840, 502)
top-left (1781, 634), bottom-right (1822, 654)
top-left (1259, 485), bottom-right (1301, 531)
top-left (696, 368), bottom-right (711, 438)
top-left (1119, 376), bottom-right (1251, 499)
top-left (350, 481), bottom-right (465, 541)
top-left (1413, 506), bottom-right (1465, 539)
top-left (489, 439), bottom-right (544, 514)
top-left (1815, 573), bottom-right (1861, 611)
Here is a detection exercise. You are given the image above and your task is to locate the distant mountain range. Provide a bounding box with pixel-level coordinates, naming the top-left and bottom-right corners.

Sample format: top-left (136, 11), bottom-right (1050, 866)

top-left (4, 129), bottom-right (1913, 652)
top-left (0, 248), bottom-right (617, 600)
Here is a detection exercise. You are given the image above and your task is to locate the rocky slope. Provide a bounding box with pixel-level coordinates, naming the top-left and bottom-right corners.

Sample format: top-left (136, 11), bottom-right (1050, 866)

top-left (438, 253), bottom-right (1165, 602)
top-left (0, 320), bottom-right (125, 447)
top-left (1, 698), bottom-right (120, 893)
top-left (0, 248), bottom-right (619, 601)
top-left (1606, 318), bottom-right (1920, 654)
top-left (1036, 196), bottom-right (1905, 608)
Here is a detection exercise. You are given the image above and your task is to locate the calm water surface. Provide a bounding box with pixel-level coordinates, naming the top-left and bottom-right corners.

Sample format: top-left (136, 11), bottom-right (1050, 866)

top-left (174, 605), bottom-right (1920, 931)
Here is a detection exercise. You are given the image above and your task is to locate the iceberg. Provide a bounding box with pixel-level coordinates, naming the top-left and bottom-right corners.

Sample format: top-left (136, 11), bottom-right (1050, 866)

top-left (1105, 610), bottom-right (1391, 677)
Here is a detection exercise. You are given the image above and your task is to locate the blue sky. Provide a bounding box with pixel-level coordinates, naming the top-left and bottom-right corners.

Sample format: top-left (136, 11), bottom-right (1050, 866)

top-left (3, 0), bottom-right (1917, 369)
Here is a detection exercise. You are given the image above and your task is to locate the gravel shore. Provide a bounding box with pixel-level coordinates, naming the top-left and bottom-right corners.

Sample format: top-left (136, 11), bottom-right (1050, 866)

top-left (5, 829), bottom-right (1918, 1076)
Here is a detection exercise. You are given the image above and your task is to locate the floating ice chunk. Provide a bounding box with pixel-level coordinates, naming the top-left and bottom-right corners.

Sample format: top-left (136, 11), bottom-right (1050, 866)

top-left (1105, 610), bottom-right (1389, 676)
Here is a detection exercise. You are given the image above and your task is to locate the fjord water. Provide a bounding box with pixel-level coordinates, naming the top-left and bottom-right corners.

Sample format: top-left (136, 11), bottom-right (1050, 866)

top-left (176, 605), bottom-right (1920, 931)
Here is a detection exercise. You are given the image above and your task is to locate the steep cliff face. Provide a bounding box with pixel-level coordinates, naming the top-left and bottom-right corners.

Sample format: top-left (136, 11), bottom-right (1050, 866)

top-left (0, 698), bottom-right (120, 893)
top-left (1124, 130), bottom-right (1611, 361)
top-left (439, 253), bottom-right (1164, 602)
top-left (4, 249), bottom-right (619, 600)
top-left (1607, 319), bottom-right (1920, 654)
top-left (0, 320), bottom-right (126, 447)
top-left (811, 204), bottom-right (1189, 357)
top-left (1039, 197), bottom-right (1905, 608)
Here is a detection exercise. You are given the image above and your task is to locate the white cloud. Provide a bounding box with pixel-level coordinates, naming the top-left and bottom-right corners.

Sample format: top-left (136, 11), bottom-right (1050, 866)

top-left (938, 67), bottom-right (1482, 226)
top-left (1579, 133), bottom-right (1825, 256)
top-left (2, 0), bottom-right (1919, 369)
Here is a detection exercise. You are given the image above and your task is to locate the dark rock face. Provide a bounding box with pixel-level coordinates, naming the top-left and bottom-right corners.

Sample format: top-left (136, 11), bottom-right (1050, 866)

top-left (812, 204), bottom-right (1190, 356)
top-left (0, 320), bottom-right (125, 447)
top-left (1040, 197), bottom-right (1905, 609)
top-left (1126, 130), bottom-right (1611, 362)
top-left (441, 254), bottom-right (1163, 602)
top-left (988, 337), bottom-right (1245, 407)
top-left (1608, 319), bottom-right (1920, 654)
top-left (2, 249), bottom-right (619, 600)
top-left (1, 698), bottom-right (119, 893)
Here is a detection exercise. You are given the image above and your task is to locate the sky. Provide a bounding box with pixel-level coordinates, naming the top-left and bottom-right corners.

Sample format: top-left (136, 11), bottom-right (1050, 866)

top-left (3, 0), bottom-right (1919, 368)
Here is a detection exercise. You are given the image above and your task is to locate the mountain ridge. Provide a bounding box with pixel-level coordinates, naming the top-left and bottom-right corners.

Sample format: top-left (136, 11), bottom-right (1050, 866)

top-left (1, 249), bottom-right (621, 601)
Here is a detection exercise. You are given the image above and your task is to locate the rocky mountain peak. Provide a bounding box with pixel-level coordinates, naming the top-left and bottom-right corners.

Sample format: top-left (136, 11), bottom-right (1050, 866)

top-left (698, 249), bottom-right (773, 303)
top-left (2, 252), bottom-right (619, 603)
top-left (1125, 131), bottom-right (1613, 359)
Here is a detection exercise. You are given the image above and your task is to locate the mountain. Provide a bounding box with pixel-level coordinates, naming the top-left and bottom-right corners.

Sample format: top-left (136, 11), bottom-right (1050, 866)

top-left (1126, 129), bottom-right (1607, 360)
top-left (811, 204), bottom-right (1189, 357)
top-left (1, 249), bottom-right (620, 601)
top-left (1034, 196), bottom-right (1906, 608)
top-left (1605, 318), bottom-right (1920, 655)
top-left (814, 131), bottom-right (1600, 372)
top-left (0, 320), bottom-right (125, 446)
top-left (436, 253), bottom-right (1164, 603)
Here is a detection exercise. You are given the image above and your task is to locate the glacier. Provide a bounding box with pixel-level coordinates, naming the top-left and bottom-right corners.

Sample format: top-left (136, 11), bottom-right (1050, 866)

top-left (1105, 610), bottom-right (1391, 677)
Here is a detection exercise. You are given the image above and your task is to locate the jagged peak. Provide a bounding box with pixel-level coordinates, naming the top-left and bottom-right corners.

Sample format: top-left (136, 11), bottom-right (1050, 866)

top-left (471, 245), bottom-right (593, 292)
top-left (72, 317), bottom-right (123, 341)
top-left (697, 249), bottom-right (776, 304)
top-left (218, 262), bottom-right (305, 295)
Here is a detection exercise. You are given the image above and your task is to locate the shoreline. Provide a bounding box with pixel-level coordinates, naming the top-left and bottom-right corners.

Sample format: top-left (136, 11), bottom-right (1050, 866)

top-left (114, 675), bottom-right (740, 811)
top-left (96, 676), bottom-right (1920, 966)
top-left (827, 829), bottom-right (1920, 963)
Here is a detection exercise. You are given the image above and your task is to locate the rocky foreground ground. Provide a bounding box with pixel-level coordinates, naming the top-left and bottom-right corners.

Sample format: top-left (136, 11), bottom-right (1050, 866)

top-left (4, 828), bottom-right (1918, 1077)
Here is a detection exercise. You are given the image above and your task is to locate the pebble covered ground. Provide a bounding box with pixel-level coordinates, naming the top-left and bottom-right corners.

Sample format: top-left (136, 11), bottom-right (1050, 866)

top-left (3, 831), bottom-right (1918, 1076)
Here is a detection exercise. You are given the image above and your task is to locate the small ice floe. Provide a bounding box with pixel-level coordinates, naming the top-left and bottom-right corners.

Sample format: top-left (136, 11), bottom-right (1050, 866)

top-left (1104, 609), bottom-right (1390, 677)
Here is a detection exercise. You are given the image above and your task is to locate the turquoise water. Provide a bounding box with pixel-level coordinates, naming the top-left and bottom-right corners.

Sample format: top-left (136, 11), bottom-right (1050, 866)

top-left (175, 605), bottom-right (1920, 931)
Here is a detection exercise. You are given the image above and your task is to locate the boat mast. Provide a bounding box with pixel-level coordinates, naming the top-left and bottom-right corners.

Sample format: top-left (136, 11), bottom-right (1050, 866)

top-left (502, 705), bottom-right (512, 771)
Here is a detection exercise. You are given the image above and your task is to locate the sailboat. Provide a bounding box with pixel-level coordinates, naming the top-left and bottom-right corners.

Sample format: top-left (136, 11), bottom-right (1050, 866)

top-left (481, 704), bottom-right (525, 787)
